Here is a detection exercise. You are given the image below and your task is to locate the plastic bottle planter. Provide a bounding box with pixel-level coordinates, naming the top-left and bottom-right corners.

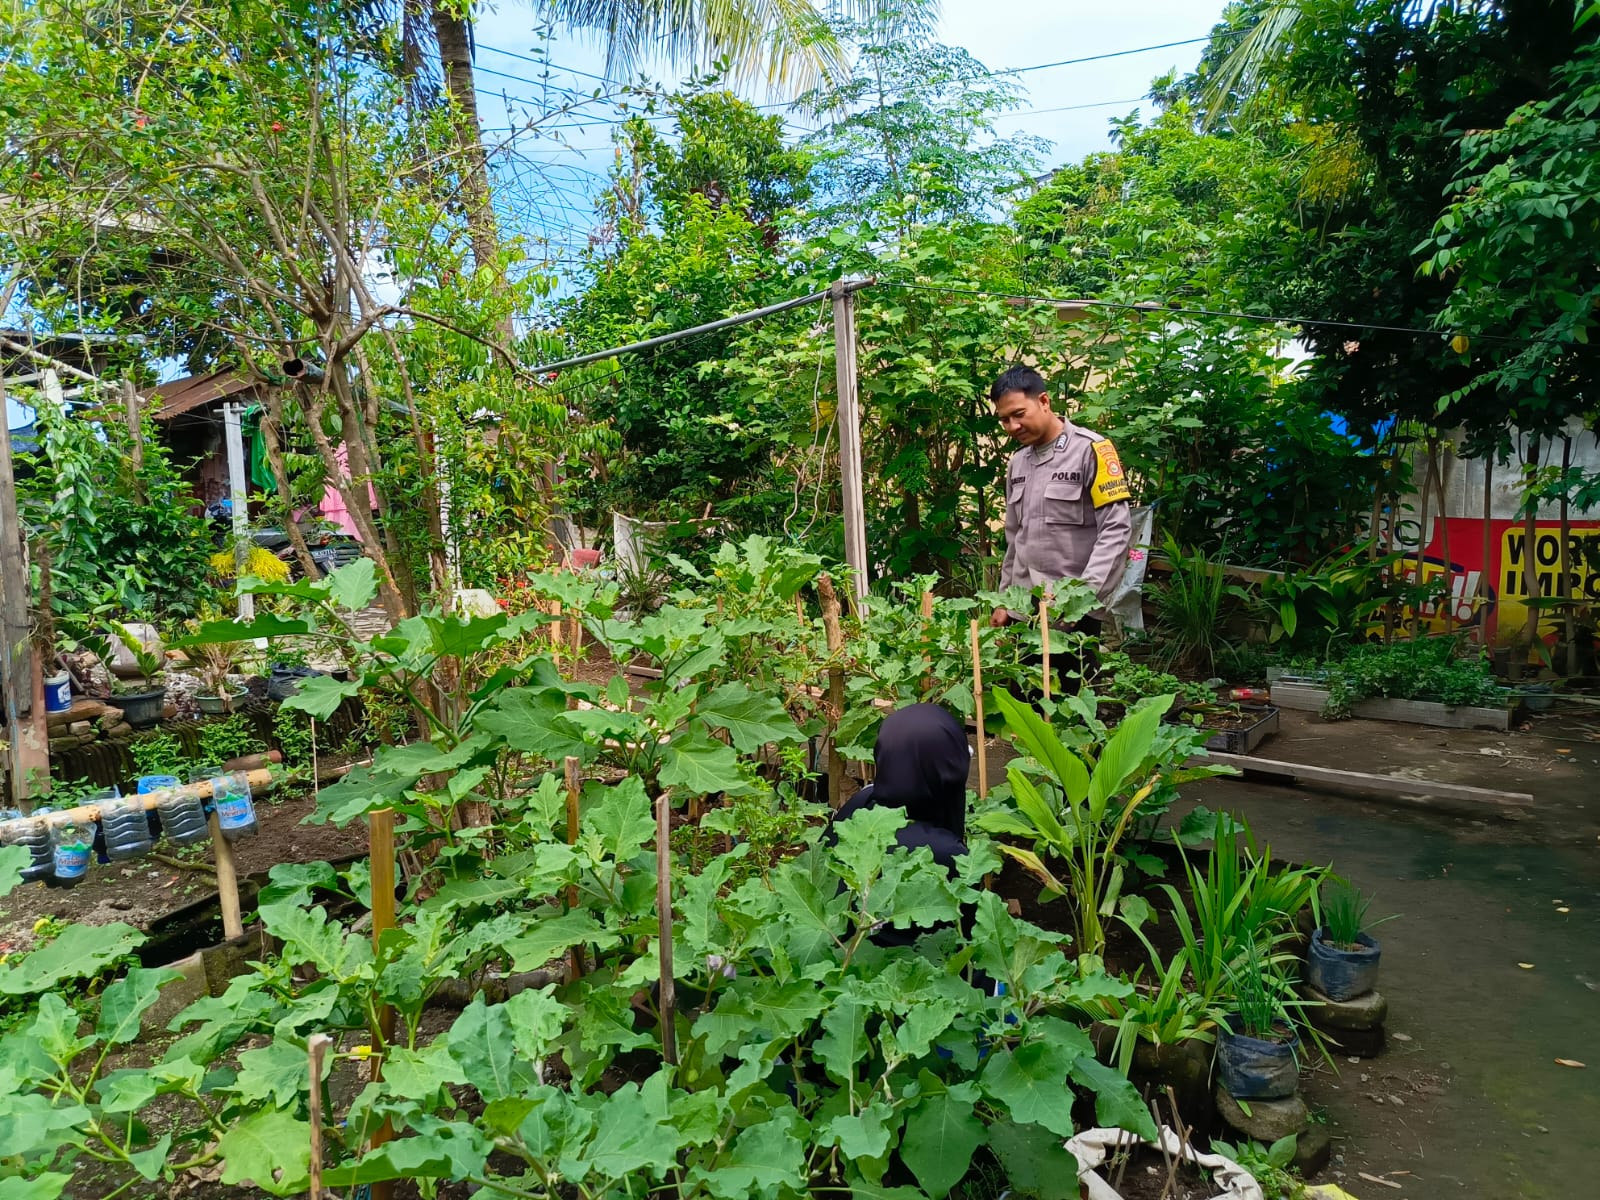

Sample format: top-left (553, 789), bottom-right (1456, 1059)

top-left (51, 823), bottom-right (92, 886)
top-left (1216, 1022), bottom-right (1300, 1100)
top-left (1, 813), bottom-right (56, 883)
top-left (100, 797), bottom-right (156, 862)
top-left (211, 772), bottom-right (259, 842)
top-left (1306, 929), bottom-right (1382, 1001)
top-left (143, 776), bottom-right (208, 846)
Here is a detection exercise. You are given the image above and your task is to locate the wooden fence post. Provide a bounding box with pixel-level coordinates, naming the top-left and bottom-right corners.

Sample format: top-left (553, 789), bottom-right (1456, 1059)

top-left (830, 281), bottom-right (869, 606)
top-left (0, 373), bottom-right (48, 808)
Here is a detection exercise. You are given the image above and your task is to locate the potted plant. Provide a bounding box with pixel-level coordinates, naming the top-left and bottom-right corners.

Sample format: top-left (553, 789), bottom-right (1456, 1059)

top-left (1216, 944), bottom-right (1300, 1100)
top-left (108, 621), bottom-right (168, 729)
top-left (1306, 878), bottom-right (1390, 1001)
top-left (192, 636), bottom-right (248, 714)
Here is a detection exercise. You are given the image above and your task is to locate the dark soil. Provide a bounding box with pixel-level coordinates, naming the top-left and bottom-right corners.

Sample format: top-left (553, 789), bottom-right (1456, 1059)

top-left (1092, 1145), bottom-right (1218, 1200)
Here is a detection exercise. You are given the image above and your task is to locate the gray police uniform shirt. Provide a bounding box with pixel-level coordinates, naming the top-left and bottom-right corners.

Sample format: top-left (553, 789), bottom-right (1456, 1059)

top-left (999, 418), bottom-right (1134, 613)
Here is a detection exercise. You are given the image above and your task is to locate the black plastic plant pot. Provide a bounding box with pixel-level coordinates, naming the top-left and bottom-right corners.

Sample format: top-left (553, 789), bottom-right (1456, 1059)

top-left (1306, 928), bottom-right (1381, 1001)
top-left (1217, 1022), bottom-right (1299, 1100)
top-left (118, 686), bottom-right (167, 729)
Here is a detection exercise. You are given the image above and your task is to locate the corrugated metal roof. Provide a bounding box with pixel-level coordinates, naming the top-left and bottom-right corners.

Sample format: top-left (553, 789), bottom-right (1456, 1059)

top-left (144, 370), bottom-right (258, 421)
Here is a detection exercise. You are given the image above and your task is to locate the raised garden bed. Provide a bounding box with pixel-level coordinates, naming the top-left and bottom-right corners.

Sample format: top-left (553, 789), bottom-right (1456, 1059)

top-left (1269, 681), bottom-right (1510, 731)
top-left (1197, 703), bottom-right (1280, 755)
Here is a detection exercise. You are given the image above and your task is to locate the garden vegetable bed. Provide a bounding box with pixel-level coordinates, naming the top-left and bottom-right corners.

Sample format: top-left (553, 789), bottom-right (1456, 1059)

top-left (1269, 681), bottom-right (1510, 731)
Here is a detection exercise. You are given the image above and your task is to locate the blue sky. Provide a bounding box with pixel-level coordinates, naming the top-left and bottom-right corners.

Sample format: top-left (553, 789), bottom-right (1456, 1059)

top-left (472, 0), bottom-right (1232, 262)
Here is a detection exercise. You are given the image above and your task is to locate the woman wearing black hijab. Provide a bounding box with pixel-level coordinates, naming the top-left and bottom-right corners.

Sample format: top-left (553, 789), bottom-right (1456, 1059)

top-left (828, 704), bottom-right (973, 946)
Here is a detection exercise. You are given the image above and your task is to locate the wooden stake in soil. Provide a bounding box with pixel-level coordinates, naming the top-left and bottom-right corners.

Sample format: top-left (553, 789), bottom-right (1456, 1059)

top-left (969, 619), bottom-right (988, 799)
top-left (919, 590), bottom-right (934, 693)
top-left (818, 573), bottom-right (847, 810)
top-left (655, 792), bottom-right (678, 1066)
top-left (564, 756), bottom-right (584, 981)
top-left (1039, 596), bottom-right (1052, 703)
top-left (307, 1033), bottom-right (332, 1199)
top-left (206, 811), bottom-right (244, 941)
top-left (367, 808), bottom-right (398, 1200)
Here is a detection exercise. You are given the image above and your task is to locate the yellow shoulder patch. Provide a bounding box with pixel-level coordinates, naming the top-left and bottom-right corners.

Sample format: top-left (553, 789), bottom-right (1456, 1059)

top-left (1090, 439), bottom-right (1131, 508)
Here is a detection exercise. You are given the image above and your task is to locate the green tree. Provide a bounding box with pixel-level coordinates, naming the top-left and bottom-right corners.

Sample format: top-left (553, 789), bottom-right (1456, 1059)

top-left (0, 0), bottom-right (562, 619)
top-left (801, 18), bottom-right (1046, 229)
top-left (1422, 3), bottom-right (1600, 451)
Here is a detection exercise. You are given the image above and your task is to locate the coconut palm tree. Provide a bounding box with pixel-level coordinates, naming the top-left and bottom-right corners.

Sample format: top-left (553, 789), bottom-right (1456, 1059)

top-left (423, 1), bottom-right (936, 290)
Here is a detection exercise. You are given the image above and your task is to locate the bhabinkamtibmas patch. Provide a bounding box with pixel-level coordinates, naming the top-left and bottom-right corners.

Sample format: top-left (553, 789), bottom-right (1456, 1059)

top-left (1090, 439), bottom-right (1131, 507)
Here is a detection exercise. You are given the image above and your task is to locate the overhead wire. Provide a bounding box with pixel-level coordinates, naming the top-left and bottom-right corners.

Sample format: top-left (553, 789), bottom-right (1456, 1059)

top-left (875, 281), bottom-right (1582, 348)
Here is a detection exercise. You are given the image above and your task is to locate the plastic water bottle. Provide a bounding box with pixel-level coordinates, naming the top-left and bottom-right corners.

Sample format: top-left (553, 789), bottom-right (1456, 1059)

top-left (51, 822), bottom-right (91, 886)
top-left (210, 772), bottom-right (258, 842)
top-left (1, 812), bottom-right (56, 883)
top-left (146, 775), bottom-right (208, 846)
top-left (100, 796), bottom-right (155, 861)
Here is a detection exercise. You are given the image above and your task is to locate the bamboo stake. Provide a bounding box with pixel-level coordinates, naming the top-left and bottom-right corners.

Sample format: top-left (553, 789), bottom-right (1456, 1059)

top-left (818, 574), bottom-right (846, 809)
top-left (550, 601), bottom-right (564, 670)
top-left (307, 1034), bottom-right (332, 1199)
top-left (206, 811), bottom-right (244, 941)
top-left (970, 619), bottom-right (987, 799)
top-left (367, 808), bottom-right (398, 1200)
top-left (1039, 595), bottom-right (1052, 702)
top-left (919, 591), bottom-right (934, 694)
top-left (564, 756), bottom-right (584, 981)
top-left (655, 792), bottom-right (677, 1066)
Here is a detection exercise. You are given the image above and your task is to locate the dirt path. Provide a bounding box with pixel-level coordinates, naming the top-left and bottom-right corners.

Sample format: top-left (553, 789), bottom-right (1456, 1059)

top-left (1177, 705), bottom-right (1600, 1200)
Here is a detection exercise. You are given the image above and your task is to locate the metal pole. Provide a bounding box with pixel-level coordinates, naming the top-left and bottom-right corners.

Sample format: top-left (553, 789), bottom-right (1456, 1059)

top-left (0, 374), bottom-right (48, 807)
top-left (222, 402), bottom-right (255, 621)
top-left (831, 279), bottom-right (870, 604)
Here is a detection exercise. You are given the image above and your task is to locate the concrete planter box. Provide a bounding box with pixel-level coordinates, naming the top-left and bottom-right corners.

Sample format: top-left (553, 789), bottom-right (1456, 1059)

top-left (1269, 681), bottom-right (1510, 731)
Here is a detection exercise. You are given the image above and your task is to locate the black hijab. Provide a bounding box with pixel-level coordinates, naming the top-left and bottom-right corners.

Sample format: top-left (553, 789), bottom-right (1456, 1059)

top-left (831, 703), bottom-right (971, 870)
top-left (829, 704), bottom-right (974, 948)
top-left (866, 703), bottom-right (970, 842)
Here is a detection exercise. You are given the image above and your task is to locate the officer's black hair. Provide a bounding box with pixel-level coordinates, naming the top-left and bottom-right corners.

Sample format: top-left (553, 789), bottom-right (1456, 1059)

top-left (989, 364), bottom-right (1048, 402)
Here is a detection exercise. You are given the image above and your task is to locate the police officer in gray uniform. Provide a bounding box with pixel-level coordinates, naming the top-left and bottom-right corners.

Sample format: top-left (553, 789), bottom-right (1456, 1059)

top-left (988, 366), bottom-right (1133, 656)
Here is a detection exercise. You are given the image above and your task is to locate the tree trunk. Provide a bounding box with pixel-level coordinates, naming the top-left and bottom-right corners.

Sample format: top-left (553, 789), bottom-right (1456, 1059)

top-left (1434, 439), bottom-right (1453, 635)
top-left (1477, 452), bottom-right (1492, 645)
top-left (258, 391), bottom-right (322, 580)
top-left (1560, 436), bottom-right (1575, 676)
top-left (1516, 436), bottom-right (1542, 681)
top-left (431, 3), bottom-right (512, 344)
top-left (1412, 437), bottom-right (1433, 642)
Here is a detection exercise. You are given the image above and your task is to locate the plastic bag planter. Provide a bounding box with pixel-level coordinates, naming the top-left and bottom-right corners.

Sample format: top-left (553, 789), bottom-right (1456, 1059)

top-left (1067, 1125), bottom-right (1264, 1200)
top-left (1216, 1022), bottom-right (1300, 1100)
top-left (1306, 929), bottom-right (1381, 1001)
